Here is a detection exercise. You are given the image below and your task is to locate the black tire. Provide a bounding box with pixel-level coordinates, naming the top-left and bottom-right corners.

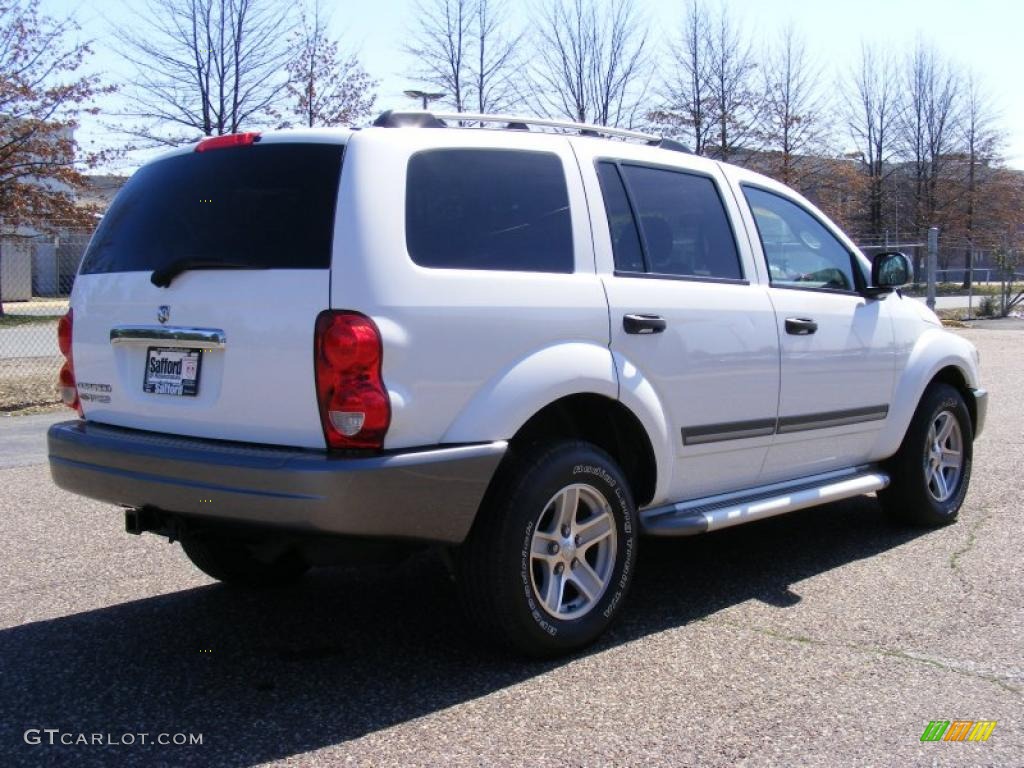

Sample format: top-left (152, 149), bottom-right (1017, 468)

top-left (879, 382), bottom-right (973, 527)
top-left (181, 536), bottom-right (309, 588)
top-left (456, 440), bottom-right (639, 658)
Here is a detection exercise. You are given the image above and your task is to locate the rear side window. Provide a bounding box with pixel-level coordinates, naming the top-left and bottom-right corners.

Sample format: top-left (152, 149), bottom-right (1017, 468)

top-left (81, 143), bottom-right (344, 275)
top-left (406, 149), bottom-right (573, 273)
top-left (596, 162), bottom-right (645, 272)
top-left (618, 164), bottom-right (743, 280)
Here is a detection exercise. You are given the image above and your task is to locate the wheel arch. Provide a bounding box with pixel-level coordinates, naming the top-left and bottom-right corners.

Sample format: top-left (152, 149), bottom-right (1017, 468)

top-left (509, 393), bottom-right (659, 508)
top-left (929, 365), bottom-right (978, 435)
top-left (874, 329), bottom-right (980, 458)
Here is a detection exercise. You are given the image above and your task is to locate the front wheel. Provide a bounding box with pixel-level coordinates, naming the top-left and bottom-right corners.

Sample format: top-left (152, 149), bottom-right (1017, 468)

top-left (879, 382), bottom-right (973, 527)
top-left (456, 441), bottom-right (639, 657)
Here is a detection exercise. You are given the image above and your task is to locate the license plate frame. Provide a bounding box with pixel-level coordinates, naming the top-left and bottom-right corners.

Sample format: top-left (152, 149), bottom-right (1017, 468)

top-left (143, 347), bottom-right (203, 397)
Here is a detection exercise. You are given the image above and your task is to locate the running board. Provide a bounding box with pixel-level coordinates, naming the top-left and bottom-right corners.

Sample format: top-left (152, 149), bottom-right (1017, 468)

top-left (640, 466), bottom-right (890, 536)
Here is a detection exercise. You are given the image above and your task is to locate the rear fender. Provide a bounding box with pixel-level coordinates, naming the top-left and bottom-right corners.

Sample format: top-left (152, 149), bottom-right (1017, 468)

top-left (442, 342), bottom-right (618, 444)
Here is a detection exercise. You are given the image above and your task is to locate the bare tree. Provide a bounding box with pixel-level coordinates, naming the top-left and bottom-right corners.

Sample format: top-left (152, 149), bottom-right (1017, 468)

top-left (842, 44), bottom-right (899, 239)
top-left (957, 72), bottom-right (1002, 286)
top-left (0, 0), bottom-right (112, 314)
top-left (532, 0), bottom-right (649, 127)
top-left (704, 3), bottom-right (757, 161)
top-left (404, 0), bottom-right (472, 112)
top-left (469, 0), bottom-right (521, 113)
top-left (283, 1), bottom-right (377, 128)
top-left (757, 24), bottom-right (827, 187)
top-left (115, 0), bottom-right (292, 144)
top-left (651, 1), bottom-right (714, 154)
top-left (898, 40), bottom-right (961, 238)
top-left (404, 0), bottom-right (521, 114)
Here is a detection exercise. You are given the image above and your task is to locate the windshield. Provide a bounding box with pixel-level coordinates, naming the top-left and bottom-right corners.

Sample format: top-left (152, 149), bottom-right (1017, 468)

top-left (81, 143), bottom-right (344, 275)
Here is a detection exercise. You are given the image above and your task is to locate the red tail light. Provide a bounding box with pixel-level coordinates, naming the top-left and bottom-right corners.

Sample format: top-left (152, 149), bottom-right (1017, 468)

top-left (314, 311), bottom-right (390, 450)
top-left (57, 309), bottom-right (82, 416)
top-left (195, 132), bottom-right (261, 152)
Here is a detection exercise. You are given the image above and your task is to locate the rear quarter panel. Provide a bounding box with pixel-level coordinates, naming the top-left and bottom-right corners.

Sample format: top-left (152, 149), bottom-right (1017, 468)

top-left (331, 129), bottom-right (614, 451)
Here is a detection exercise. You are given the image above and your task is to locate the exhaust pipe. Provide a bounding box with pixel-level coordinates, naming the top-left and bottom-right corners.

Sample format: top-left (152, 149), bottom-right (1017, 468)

top-left (125, 507), bottom-right (162, 535)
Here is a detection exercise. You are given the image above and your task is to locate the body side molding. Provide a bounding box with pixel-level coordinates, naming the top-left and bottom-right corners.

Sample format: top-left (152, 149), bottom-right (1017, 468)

top-left (682, 405), bottom-right (890, 446)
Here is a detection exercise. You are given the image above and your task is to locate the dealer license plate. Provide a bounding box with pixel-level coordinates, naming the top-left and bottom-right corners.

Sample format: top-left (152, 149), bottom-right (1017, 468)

top-left (143, 347), bottom-right (202, 396)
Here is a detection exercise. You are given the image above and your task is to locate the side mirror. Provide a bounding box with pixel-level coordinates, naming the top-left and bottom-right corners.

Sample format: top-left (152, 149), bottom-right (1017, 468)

top-left (866, 252), bottom-right (911, 296)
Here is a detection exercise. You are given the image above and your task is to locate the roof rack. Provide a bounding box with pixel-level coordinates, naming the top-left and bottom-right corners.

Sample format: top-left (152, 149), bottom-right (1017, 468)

top-left (371, 110), bottom-right (691, 153)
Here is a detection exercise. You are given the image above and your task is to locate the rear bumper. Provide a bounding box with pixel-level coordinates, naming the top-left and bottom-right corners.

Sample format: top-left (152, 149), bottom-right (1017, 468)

top-left (970, 388), bottom-right (988, 439)
top-left (48, 420), bottom-right (506, 544)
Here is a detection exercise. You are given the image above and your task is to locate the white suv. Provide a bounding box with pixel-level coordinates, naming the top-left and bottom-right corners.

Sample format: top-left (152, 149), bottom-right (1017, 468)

top-left (48, 111), bottom-right (987, 656)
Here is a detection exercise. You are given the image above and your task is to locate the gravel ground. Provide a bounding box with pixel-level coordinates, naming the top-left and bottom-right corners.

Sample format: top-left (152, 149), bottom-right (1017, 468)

top-left (0, 328), bottom-right (1020, 767)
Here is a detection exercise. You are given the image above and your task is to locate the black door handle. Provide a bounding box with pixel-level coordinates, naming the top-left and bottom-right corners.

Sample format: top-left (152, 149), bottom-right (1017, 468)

top-left (785, 317), bottom-right (818, 335)
top-left (624, 314), bottom-right (667, 335)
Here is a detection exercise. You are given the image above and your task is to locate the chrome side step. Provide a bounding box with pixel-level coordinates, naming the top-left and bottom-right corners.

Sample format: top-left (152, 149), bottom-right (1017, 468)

top-left (640, 466), bottom-right (890, 537)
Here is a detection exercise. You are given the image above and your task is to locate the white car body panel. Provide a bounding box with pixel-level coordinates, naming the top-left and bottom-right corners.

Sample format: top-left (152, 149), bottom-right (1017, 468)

top-left (332, 128), bottom-right (612, 451)
top-left (872, 322), bottom-right (980, 458)
top-left (72, 270), bottom-right (330, 448)
top-left (569, 139), bottom-right (781, 500)
top-left (757, 287), bottom-right (898, 480)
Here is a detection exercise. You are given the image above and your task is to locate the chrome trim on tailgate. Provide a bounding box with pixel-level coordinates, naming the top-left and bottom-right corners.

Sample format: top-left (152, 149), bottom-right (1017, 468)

top-left (110, 326), bottom-right (227, 349)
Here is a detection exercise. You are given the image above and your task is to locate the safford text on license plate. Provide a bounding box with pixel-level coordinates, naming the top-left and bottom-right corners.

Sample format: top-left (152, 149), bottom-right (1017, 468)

top-left (143, 347), bottom-right (202, 396)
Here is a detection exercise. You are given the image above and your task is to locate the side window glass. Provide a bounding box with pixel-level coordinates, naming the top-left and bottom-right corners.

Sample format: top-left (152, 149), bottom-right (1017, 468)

top-left (406, 149), bottom-right (573, 273)
top-left (596, 162), bottom-right (645, 272)
top-left (619, 165), bottom-right (743, 280)
top-left (743, 186), bottom-right (856, 292)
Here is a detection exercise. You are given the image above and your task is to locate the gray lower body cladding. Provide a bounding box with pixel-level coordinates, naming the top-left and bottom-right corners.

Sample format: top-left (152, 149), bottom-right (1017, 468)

top-left (47, 420), bottom-right (507, 544)
top-left (970, 388), bottom-right (988, 438)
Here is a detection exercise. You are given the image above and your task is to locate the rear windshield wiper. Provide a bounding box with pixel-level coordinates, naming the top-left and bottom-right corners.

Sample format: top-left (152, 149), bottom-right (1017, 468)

top-left (151, 259), bottom-right (269, 287)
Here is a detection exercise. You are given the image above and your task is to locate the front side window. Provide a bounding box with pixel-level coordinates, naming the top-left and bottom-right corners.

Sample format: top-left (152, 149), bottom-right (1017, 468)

top-left (406, 149), bottom-right (573, 273)
top-left (743, 186), bottom-right (857, 292)
top-left (600, 163), bottom-right (743, 281)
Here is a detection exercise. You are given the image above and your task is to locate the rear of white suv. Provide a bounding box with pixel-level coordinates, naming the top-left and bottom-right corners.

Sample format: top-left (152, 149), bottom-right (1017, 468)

top-left (71, 133), bottom-right (339, 447)
top-left (48, 129), bottom-right (511, 569)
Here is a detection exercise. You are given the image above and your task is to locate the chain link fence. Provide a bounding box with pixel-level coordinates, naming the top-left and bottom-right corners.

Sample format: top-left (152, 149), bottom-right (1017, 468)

top-left (1, 228), bottom-right (92, 411)
top-left (0, 221), bottom-right (1020, 412)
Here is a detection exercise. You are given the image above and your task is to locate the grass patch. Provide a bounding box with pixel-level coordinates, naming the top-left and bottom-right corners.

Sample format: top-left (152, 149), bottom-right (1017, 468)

top-left (0, 357), bottom-right (61, 411)
top-left (902, 282), bottom-right (1006, 298)
top-left (0, 314), bottom-right (59, 328)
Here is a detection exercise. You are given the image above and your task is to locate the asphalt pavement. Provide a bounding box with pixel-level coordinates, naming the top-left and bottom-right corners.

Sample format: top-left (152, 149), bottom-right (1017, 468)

top-left (0, 328), bottom-right (1021, 767)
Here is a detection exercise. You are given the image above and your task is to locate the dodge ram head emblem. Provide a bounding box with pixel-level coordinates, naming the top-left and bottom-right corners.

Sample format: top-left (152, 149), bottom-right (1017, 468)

top-left (157, 305), bottom-right (170, 324)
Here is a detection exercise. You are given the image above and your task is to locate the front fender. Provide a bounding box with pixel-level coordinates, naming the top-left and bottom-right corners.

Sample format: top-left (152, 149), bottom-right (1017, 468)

top-left (873, 328), bottom-right (980, 458)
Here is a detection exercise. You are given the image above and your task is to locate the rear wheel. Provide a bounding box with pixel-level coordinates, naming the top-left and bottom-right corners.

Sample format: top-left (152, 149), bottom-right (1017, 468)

top-left (456, 440), bottom-right (639, 657)
top-left (181, 536), bottom-right (309, 588)
top-left (879, 383), bottom-right (973, 527)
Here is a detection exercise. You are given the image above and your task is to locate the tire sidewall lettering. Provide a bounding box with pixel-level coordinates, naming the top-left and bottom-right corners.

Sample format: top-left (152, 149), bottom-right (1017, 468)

top-left (518, 460), bottom-right (637, 636)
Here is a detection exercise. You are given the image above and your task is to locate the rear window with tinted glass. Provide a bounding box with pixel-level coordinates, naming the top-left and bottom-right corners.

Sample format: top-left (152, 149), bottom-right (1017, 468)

top-left (405, 148), bottom-right (573, 273)
top-left (80, 143), bottom-right (344, 275)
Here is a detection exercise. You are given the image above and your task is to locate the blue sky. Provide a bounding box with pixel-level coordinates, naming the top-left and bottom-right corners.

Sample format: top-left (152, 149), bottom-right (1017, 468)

top-left (45, 0), bottom-right (1024, 171)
